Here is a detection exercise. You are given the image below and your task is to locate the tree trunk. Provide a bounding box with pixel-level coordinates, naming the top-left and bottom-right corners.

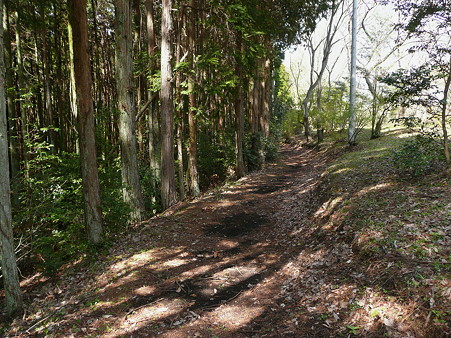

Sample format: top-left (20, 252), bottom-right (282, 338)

top-left (442, 64), bottom-right (451, 165)
top-left (175, 6), bottom-right (185, 200)
top-left (67, 21), bottom-right (79, 154)
top-left (146, 0), bottom-right (160, 187)
top-left (68, 0), bottom-right (103, 243)
top-left (187, 0), bottom-right (199, 196)
top-left (234, 32), bottom-right (245, 178)
top-left (41, 8), bottom-right (55, 150)
top-left (3, 5), bottom-right (19, 193)
top-left (160, 0), bottom-right (177, 209)
top-left (115, 0), bottom-right (147, 221)
top-left (348, 0), bottom-right (358, 146)
top-left (0, 0), bottom-right (23, 316)
top-left (14, 9), bottom-right (28, 175)
top-left (261, 55), bottom-right (271, 139)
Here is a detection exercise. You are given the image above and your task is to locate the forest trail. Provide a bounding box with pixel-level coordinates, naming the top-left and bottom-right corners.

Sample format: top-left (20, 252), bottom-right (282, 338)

top-left (6, 138), bottom-right (450, 337)
top-left (13, 141), bottom-right (341, 337)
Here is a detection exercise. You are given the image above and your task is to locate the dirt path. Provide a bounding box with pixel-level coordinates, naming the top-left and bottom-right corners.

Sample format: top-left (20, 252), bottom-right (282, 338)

top-left (16, 143), bottom-right (353, 337)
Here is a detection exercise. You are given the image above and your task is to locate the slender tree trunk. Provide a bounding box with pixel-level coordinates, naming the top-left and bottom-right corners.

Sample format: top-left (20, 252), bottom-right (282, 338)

top-left (348, 0), bottom-right (358, 145)
top-left (160, 0), bottom-right (177, 209)
top-left (175, 6), bottom-right (185, 200)
top-left (90, 0), bottom-right (102, 119)
top-left (442, 64), bottom-right (451, 165)
top-left (176, 119), bottom-right (185, 200)
top-left (42, 19), bottom-right (55, 150)
top-left (252, 60), bottom-right (264, 168)
top-left (115, 0), bottom-right (146, 221)
top-left (0, 0), bottom-right (23, 316)
top-left (187, 0), bottom-right (199, 196)
top-left (3, 6), bottom-right (19, 190)
top-left (68, 0), bottom-right (103, 243)
top-left (234, 32), bottom-right (245, 178)
top-left (67, 22), bottom-right (79, 154)
top-left (14, 9), bottom-right (28, 175)
top-left (146, 0), bottom-right (160, 186)
top-left (261, 56), bottom-right (271, 138)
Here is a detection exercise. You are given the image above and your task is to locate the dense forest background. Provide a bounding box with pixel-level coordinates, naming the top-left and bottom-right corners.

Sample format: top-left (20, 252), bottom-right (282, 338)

top-left (0, 0), bottom-right (449, 319)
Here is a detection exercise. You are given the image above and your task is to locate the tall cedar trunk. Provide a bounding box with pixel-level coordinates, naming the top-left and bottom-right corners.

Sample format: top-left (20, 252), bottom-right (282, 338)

top-left (115, 0), bottom-right (146, 221)
top-left (187, 0), bottom-right (199, 196)
top-left (41, 8), bottom-right (55, 150)
top-left (234, 32), bottom-right (245, 178)
top-left (252, 60), bottom-right (264, 168)
top-left (67, 21), bottom-right (79, 153)
top-left (14, 10), bottom-right (28, 175)
top-left (90, 0), bottom-right (102, 122)
top-left (160, 0), bottom-right (177, 209)
top-left (175, 7), bottom-right (185, 200)
top-left (3, 6), bottom-right (19, 192)
top-left (54, 7), bottom-right (66, 151)
top-left (68, 0), bottom-right (103, 243)
top-left (146, 0), bottom-right (160, 184)
top-left (0, 0), bottom-right (23, 316)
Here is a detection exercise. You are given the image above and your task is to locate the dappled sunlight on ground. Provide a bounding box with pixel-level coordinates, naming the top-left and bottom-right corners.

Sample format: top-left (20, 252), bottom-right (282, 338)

top-left (3, 132), bottom-right (449, 336)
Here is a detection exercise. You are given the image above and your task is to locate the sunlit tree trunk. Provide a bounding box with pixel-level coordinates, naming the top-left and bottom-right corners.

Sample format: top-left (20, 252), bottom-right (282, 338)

top-left (0, 0), bottom-right (23, 316)
top-left (160, 0), bottom-right (177, 209)
top-left (67, 21), bottom-right (79, 154)
top-left (115, 0), bottom-right (147, 221)
top-left (261, 55), bottom-right (271, 138)
top-left (175, 6), bottom-right (185, 200)
top-left (68, 0), bottom-right (103, 243)
top-left (348, 0), bottom-right (358, 145)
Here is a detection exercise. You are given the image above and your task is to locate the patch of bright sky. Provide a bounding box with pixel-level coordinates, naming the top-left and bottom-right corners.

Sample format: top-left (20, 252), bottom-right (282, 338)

top-left (283, 0), bottom-right (427, 96)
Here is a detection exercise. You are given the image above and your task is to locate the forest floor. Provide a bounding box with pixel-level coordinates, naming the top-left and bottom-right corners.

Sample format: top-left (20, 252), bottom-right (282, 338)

top-left (1, 129), bottom-right (451, 337)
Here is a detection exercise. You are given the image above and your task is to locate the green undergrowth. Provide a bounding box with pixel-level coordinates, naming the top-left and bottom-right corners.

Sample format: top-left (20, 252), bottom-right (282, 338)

top-left (318, 126), bottom-right (450, 335)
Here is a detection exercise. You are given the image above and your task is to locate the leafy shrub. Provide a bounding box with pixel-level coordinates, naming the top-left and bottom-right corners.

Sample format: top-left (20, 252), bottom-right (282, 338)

top-left (139, 165), bottom-right (161, 213)
top-left (391, 136), bottom-right (445, 177)
top-left (197, 131), bottom-right (234, 190)
top-left (15, 136), bottom-right (130, 273)
top-left (263, 135), bottom-right (280, 162)
top-left (244, 133), bottom-right (263, 172)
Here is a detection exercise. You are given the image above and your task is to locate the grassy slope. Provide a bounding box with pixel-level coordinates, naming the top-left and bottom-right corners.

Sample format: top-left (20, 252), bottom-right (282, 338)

top-left (315, 127), bottom-right (450, 336)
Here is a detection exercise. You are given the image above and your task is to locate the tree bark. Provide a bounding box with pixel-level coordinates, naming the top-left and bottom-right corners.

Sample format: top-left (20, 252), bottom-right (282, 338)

top-left (146, 0), bottom-right (160, 186)
top-left (348, 0), bottom-right (358, 145)
top-left (115, 0), bottom-right (147, 221)
top-left (3, 5), bottom-right (19, 192)
top-left (0, 0), bottom-right (23, 316)
top-left (14, 9), bottom-right (28, 175)
top-left (68, 0), bottom-right (103, 243)
top-left (67, 21), bottom-right (79, 153)
top-left (160, 0), bottom-right (177, 209)
top-left (175, 6), bottom-right (185, 200)
top-left (234, 32), bottom-right (245, 178)
top-left (41, 7), bottom-right (55, 150)
top-left (442, 61), bottom-right (451, 165)
top-left (187, 0), bottom-right (199, 196)
top-left (261, 56), bottom-right (271, 138)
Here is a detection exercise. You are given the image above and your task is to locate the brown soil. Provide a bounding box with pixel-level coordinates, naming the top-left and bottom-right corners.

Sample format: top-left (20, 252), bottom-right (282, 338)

top-left (2, 141), bottom-right (449, 337)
